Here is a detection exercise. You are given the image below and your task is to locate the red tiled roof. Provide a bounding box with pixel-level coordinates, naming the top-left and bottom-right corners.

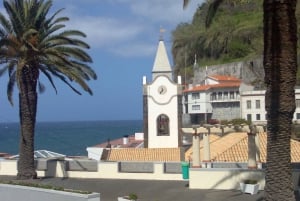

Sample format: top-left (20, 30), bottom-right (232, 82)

top-left (186, 132), bottom-right (300, 163)
top-left (103, 148), bottom-right (182, 162)
top-left (184, 82), bottom-right (241, 93)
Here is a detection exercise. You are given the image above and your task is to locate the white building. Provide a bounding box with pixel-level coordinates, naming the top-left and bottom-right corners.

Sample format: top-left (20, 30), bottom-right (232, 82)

top-left (184, 75), bottom-right (300, 124)
top-left (240, 90), bottom-right (267, 123)
top-left (183, 75), bottom-right (253, 125)
top-left (240, 88), bottom-right (300, 123)
top-left (142, 37), bottom-right (182, 148)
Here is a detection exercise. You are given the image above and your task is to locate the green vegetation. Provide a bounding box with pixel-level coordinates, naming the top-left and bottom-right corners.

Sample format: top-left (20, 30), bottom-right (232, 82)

top-left (220, 118), bottom-right (250, 125)
top-left (0, 0), bottom-right (96, 179)
top-left (128, 193), bottom-right (138, 200)
top-left (0, 180), bottom-right (92, 194)
top-left (172, 0), bottom-right (300, 83)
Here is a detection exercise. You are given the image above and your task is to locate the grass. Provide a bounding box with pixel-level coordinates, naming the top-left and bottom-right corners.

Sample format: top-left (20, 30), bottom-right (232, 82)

top-left (0, 180), bottom-right (92, 194)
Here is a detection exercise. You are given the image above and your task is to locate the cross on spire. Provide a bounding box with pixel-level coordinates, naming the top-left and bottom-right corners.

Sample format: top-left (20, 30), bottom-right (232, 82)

top-left (159, 26), bottom-right (166, 41)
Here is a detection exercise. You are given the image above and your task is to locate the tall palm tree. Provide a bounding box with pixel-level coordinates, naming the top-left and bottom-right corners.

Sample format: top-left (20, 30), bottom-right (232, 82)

top-left (183, 0), bottom-right (297, 200)
top-left (263, 1), bottom-right (297, 200)
top-left (0, 0), bottom-right (97, 179)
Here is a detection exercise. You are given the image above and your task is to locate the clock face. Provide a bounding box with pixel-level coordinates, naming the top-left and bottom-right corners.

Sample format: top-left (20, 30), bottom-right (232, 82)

top-left (158, 85), bottom-right (167, 95)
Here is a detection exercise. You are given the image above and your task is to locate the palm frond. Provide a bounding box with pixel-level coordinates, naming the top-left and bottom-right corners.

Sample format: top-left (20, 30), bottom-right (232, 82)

top-left (7, 70), bottom-right (16, 106)
top-left (0, 12), bottom-right (12, 33)
top-left (183, 0), bottom-right (190, 9)
top-left (1, 0), bottom-right (96, 98)
top-left (39, 66), bottom-right (57, 94)
top-left (38, 81), bottom-right (45, 93)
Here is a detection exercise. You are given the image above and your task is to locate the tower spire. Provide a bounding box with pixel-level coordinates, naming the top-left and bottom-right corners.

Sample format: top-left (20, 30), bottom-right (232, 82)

top-left (152, 27), bottom-right (172, 81)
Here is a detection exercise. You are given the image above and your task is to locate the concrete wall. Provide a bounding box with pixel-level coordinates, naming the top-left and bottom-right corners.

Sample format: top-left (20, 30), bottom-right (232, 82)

top-left (189, 168), bottom-right (300, 190)
top-left (2, 159), bottom-right (300, 191)
top-left (0, 160), bottom-right (183, 181)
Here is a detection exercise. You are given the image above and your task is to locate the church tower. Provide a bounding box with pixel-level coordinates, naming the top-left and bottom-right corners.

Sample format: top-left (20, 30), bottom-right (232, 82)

top-left (143, 33), bottom-right (182, 148)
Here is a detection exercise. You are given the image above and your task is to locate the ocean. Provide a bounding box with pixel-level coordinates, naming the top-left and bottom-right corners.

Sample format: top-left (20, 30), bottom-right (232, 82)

top-left (0, 120), bottom-right (142, 156)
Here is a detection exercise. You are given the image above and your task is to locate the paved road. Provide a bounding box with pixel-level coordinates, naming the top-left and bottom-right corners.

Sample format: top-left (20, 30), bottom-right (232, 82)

top-left (0, 176), bottom-right (269, 201)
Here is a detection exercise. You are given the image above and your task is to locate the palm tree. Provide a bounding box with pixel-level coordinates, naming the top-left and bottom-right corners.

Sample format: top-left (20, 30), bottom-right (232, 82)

top-left (183, 0), bottom-right (297, 200)
top-left (263, 1), bottom-right (297, 200)
top-left (0, 0), bottom-right (97, 179)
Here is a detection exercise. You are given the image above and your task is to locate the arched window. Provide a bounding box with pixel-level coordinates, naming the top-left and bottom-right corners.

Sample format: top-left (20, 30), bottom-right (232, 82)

top-left (157, 114), bottom-right (169, 136)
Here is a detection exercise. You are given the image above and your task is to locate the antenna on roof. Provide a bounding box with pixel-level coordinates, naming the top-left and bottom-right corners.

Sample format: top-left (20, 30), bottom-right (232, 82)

top-left (193, 54), bottom-right (198, 68)
top-left (205, 66), bottom-right (208, 85)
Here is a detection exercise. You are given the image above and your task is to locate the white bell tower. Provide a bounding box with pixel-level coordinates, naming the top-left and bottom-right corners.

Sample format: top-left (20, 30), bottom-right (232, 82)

top-left (143, 31), bottom-right (182, 148)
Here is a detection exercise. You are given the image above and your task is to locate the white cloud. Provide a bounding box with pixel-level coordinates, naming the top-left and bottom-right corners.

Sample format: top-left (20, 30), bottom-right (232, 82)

top-left (65, 16), bottom-right (145, 48)
top-left (128, 0), bottom-right (202, 25)
top-left (109, 42), bottom-right (156, 57)
top-left (4, 0), bottom-right (204, 58)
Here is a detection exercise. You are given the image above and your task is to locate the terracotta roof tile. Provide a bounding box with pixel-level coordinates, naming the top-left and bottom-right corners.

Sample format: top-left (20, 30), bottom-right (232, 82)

top-left (185, 133), bottom-right (248, 161)
top-left (104, 148), bottom-right (182, 162)
top-left (184, 82), bottom-right (241, 93)
top-left (186, 131), bottom-right (300, 163)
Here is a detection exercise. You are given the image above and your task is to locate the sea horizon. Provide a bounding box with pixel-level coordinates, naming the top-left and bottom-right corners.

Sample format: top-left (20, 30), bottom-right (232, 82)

top-left (0, 120), bottom-right (143, 156)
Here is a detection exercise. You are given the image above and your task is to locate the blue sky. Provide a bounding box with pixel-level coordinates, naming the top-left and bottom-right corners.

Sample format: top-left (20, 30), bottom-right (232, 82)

top-left (0, 0), bottom-right (203, 122)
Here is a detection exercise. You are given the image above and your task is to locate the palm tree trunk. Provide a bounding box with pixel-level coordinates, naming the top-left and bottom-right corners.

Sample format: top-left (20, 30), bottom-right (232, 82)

top-left (17, 65), bottom-right (38, 179)
top-left (263, 0), bottom-right (297, 200)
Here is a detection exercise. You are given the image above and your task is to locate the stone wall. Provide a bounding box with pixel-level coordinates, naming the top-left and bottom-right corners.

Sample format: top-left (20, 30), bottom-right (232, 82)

top-left (211, 103), bottom-right (240, 121)
top-left (193, 58), bottom-right (264, 87)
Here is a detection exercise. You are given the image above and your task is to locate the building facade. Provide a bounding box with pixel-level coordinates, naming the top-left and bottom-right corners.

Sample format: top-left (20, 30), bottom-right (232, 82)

top-left (184, 76), bottom-right (300, 124)
top-left (183, 75), bottom-right (253, 125)
top-left (240, 88), bottom-right (300, 124)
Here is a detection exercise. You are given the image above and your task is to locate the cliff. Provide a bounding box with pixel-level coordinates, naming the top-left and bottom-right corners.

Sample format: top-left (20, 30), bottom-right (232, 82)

top-left (193, 57), bottom-right (265, 89)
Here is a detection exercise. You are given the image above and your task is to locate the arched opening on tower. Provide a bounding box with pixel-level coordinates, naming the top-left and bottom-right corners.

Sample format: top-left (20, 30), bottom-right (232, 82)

top-left (157, 114), bottom-right (170, 136)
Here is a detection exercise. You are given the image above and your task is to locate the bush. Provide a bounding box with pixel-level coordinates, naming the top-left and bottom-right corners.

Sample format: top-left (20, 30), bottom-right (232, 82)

top-left (221, 118), bottom-right (250, 125)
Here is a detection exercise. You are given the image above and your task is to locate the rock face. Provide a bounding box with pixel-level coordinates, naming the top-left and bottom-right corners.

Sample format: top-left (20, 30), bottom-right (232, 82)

top-left (193, 57), bottom-right (265, 88)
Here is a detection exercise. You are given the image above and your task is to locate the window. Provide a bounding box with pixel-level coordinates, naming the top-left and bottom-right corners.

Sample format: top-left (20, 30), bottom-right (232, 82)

top-left (247, 114), bottom-right (252, 122)
top-left (218, 92), bottom-right (222, 100)
top-left (192, 105), bottom-right (200, 110)
top-left (246, 100), bottom-right (251, 109)
top-left (230, 91), bottom-right (234, 99)
top-left (256, 114), bottom-right (261, 120)
top-left (296, 99), bottom-right (300, 108)
top-left (157, 114), bottom-right (169, 136)
top-left (211, 92), bottom-right (216, 101)
top-left (297, 113), bottom-right (300, 119)
top-left (192, 93), bottom-right (200, 100)
top-left (256, 100), bottom-right (261, 109)
top-left (224, 92), bottom-right (228, 100)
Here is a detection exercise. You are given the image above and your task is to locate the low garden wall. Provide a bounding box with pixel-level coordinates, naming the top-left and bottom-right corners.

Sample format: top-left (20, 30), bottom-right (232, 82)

top-left (189, 168), bottom-right (300, 190)
top-left (1, 159), bottom-right (300, 190)
top-left (0, 159), bottom-right (183, 181)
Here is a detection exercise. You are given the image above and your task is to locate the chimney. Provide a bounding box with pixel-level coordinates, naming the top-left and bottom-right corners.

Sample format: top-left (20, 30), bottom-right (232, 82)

top-left (123, 135), bottom-right (129, 145)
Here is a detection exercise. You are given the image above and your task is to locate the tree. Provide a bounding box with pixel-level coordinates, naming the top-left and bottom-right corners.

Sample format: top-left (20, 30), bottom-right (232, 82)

top-left (0, 0), bottom-right (97, 179)
top-left (183, 0), bottom-right (297, 200)
top-left (263, 1), bottom-right (297, 200)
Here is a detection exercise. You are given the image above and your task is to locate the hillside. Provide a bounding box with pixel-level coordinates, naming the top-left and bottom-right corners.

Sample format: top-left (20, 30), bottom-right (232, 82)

top-left (172, 0), bottom-right (300, 85)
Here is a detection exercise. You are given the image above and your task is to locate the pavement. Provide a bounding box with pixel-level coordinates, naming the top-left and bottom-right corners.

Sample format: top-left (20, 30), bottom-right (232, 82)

top-left (0, 176), bottom-right (269, 201)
